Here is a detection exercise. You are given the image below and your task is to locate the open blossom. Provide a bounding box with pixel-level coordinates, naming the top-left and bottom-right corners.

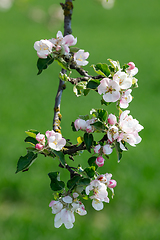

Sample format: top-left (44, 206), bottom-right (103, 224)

top-left (46, 130), bottom-right (66, 151)
top-left (120, 89), bottom-right (133, 109)
top-left (97, 173), bottom-right (117, 197)
top-left (74, 49), bottom-right (89, 66)
top-left (98, 78), bottom-right (120, 102)
top-left (49, 31), bottom-right (77, 55)
top-left (103, 144), bottom-right (113, 155)
top-left (107, 125), bottom-right (119, 142)
top-left (113, 71), bottom-right (132, 90)
top-left (86, 180), bottom-right (109, 211)
top-left (49, 195), bottom-right (87, 229)
top-left (34, 39), bottom-right (53, 59)
top-left (118, 110), bottom-right (144, 148)
top-left (74, 118), bottom-right (96, 133)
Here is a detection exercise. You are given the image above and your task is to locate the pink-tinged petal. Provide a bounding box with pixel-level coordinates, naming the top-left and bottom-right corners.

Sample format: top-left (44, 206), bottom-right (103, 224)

top-left (62, 196), bottom-right (72, 204)
top-left (127, 62), bottom-right (135, 70)
top-left (64, 35), bottom-right (77, 46)
top-left (108, 114), bottom-right (117, 125)
top-left (103, 144), bottom-right (113, 155)
top-left (94, 144), bottom-right (101, 153)
top-left (35, 143), bottom-right (44, 150)
top-left (108, 180), bottom-right (117, 188)
top-left (103, 91), bottom-right (120, 102)
top-left (95, 156), bottom-right (105, 167)
top-left (83, 52), bottom-right (89, 59)
top-left (56, 31), bottom-right (63, 39)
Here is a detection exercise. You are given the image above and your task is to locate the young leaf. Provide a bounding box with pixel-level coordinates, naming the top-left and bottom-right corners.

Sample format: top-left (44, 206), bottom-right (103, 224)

top-left (84, 166), bottom-right (96, 178)
top-left (16, 151), bottom-right (38, 173)
top-left (86, 79), bottom-right (100, 89)
top-left (91, 121), bottom-right (106, 132)
top-left (115, 141), bottom-right (123, 163)
top-left (37, 56), bottom-right (54, 75)
top-left (97, 109), bottom-right (108, 122)
top-left (78, 178), bottom-right (90, 186)
top-left (24, 136), bottom-right (38, 146)
top-left (88, 156), bottom-right (98, 169)
top-left (48, 172), bottom-right (65, 191)
top-left (67, 175), bottom-right (81, 190)
top-left (84, 133), bottom-right (93, 152)
top-left (52, 150), bottom-right (65, 166)
top-left (92, 63), bottom-right (110, 77)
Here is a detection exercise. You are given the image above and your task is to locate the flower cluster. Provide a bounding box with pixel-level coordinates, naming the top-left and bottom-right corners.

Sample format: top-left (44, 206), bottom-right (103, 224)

top-left (74, 117), bottom-right (97, 133)
top-left (98, 61), bottom-right (138, 108)
top-left (49, 194), bottom-right (87, 229)
top-left (86, 173), bottom-right (117, 211)
top-left (34, 31), bottom-right (89, 66)
top-left (35, 130), bottom-right (66, 151)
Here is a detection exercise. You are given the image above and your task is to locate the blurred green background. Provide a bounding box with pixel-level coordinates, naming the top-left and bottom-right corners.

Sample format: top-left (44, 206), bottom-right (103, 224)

top-left (1, 0), bottom-right (160, 239)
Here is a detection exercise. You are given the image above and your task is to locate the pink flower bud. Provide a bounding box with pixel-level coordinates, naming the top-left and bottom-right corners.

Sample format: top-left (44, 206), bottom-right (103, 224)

top-left (108, 180), bottom-right (117, 188)
top-left (127, 62), bottom-right (135, 71)
top-left (95, 156), bottom-right (105, 167)
top-left (108, 114), bottom-right (117, 125)
top-left (94, 144), bottom-right (101, 154)
top-left (35, 143), bottom-right (44, 150)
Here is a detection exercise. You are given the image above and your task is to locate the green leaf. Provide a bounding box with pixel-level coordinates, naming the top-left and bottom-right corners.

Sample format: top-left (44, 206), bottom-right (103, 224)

top-left (84, 133), bottom-right (93, 153)
top-left (48, 172), bottom-right (65, 191)
top-left (115, 141), bottom-right (123, 163)
top-left (55, 58), bottom-right (69, 71)
top-left (84, 166), bottom-right (96, 178)
top-left (71, 122), bottom-right (76, 132)
top-left (52, 150), bottom-right (65, 166)
top-left (86, 79), bottom-right (100, 89)
top-left (91, 121), bottom-right (106, 132)
top-left (69, 47), bottom-right (80, 53)
top-left (88, 156), bottom-right (98, 169)
top-left (101, 98), bottom-right (112, 106)
top-left (37, 56), bottom-right (54, 75)
top-left (83, 88), bottom-right (90, 96)
top-left (67, 175), bottom-right (81, 190)
top-left (24, 136), bottom-right (38, 146)
top-left (79, 115), bottom-right (89, 121)
top-left (25, 130), bottom-right (38, 138)
top-left (78, 178), bottom-right (90, 186)
top-left (92, 63), bottom-right (110, 77)
top-left (97, 109), bottom-right (108, 122)
top-left (16, 152), bottom-right (38, 173)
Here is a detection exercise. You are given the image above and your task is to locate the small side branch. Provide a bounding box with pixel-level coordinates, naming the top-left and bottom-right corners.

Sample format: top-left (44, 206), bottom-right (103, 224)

top-left (68, 75), bottom-right (103, 85)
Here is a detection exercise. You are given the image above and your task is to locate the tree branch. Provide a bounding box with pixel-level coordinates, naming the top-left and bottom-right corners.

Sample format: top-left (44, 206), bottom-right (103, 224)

top-left (53, 0), bottom-right (73, 132)
top-left (68, 75), bottom-right (104, 85)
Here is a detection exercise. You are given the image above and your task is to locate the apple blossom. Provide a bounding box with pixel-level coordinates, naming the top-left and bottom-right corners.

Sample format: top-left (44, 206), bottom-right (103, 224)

top-left (72, 201), bottom-right (87, 216)
top-left (113, 71), bottom-right (132, 90)
top-left (108, 113), bottom-right (117, 125)
top-left (94, 144), bottom-right (101, 154)
top-left (74, 49), bottom-right (89, 66)
top-left (95, 156), bottom-right (105, 167)
top-left (98, 78), bottom-right (120, 102)
top-left (126, 62), bottom-right (138, 76)
top-left (119, 89), bottom-right (133, 109)
top-left (54, 208), bottom-right (75, 229)
top-left (35, 143), bottom-right (44, 150)
top-left (46, 130), bottom-right (66, 151)
top-left (74, 119), bottom-right (87, 131)
top-left (86, 180), bottom-right (109, 211)
top-left (34, 39), bottom-right (53, 59)
top-left (49, 200), bottom-right (63, 214)
top-left (107, 125), bottom-right (119, 142)
top-left (36, 133), bottom-right (45, 145)
top-left (103, 144), bottom-right (113, 155)
top-left (49, 31), bottom-right (77, 55)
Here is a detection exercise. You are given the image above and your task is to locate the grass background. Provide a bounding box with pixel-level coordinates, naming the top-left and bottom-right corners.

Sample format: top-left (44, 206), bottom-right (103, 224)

top-left (0, 0), bottom-right (160, 239)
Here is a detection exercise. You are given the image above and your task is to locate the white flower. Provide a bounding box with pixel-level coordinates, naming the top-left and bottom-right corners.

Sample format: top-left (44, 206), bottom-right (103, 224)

top-left (72, 201), bottom-right (87, 216)
top-left (46, 130), bottom-right (66, 151)
top-left (108, 113), bottom-right (117, 125)
top-left (103, 144), bottom-right (113, 155)
top-left (86, 180), bottom-right (109, 211)
top-left (49, 200), bottom-right (63, 214)
top-left (113, 71), bottom-right (132, 90)
top-left (120, 89), bottom-right (133, 109)
top-left (74, 119), bottom-right (87, 131)
top-left (34, 39), bottom-right (53, 58)
top-left (107, 125), bottom-right (119, 142)
top-left (74, 49), bottom-right (89, 66)
top-left (49, 31), bottom-right (77, 55)
top-left (54, 208), bottom-right (75, 229)
top-left (98, 78), bottom-right (120, 102)
top-left (126, 62), bottom-right (138, 76)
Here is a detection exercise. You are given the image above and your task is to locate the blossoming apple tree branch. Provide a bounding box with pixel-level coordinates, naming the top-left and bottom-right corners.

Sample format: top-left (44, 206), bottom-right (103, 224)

top-left (16, 0), bottom-right (144, 230)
